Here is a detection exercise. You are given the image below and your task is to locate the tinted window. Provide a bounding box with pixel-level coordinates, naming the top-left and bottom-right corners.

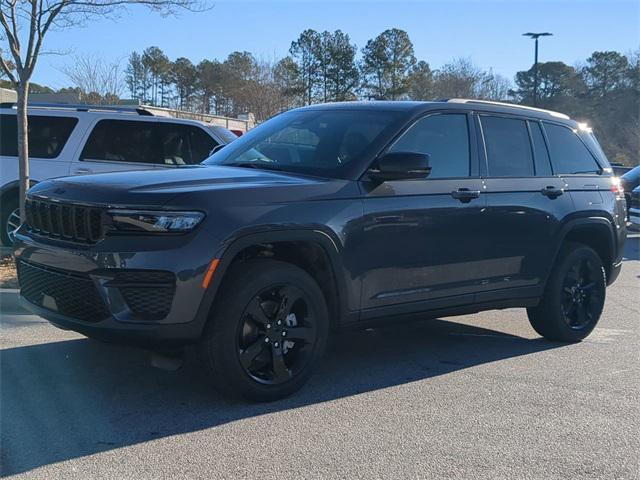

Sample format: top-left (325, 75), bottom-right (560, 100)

top-left (529, 121), bottom-right (552, 176)
top-left (481, 116), bottom-right (533, 177)
top-left (158, 123), bottom-right (216, 165)
top-left (204, 110), bottom-right (402, 179)
top-left (389, 114), bottom-right (470, 178)
top-left (0, 114), bottom-right (78, 158)
top-left (544, 123), bottom-right (601, 174)
top-left (81, 120), bottom-right (156, 164)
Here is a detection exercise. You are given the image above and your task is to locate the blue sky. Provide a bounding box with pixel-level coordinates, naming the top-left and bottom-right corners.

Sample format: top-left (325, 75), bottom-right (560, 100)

top-left (32, 0), bottom-right (639, 90)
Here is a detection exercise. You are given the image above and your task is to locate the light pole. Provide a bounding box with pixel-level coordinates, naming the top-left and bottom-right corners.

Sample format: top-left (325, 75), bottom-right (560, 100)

top-left (523, 32), bottom-right (553, 106)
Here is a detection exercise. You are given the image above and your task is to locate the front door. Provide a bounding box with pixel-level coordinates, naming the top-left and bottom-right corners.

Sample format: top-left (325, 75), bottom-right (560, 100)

top-left (358, 112), bottom-right (488, 313)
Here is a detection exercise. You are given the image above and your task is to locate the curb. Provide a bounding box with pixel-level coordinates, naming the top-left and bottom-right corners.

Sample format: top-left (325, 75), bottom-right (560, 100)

top-left (0, 288), bottom-right (27, 314)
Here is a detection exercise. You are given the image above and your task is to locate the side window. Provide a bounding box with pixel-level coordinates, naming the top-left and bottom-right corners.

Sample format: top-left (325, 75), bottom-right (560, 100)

top-left (543, 123), bottom-right (601, 174)
top-left (158, 123), bottom-right (217, 165)
top-left (481, 116), bottom-right (533, 177)
top-left (81, 120), bottom-right (156, 164)
top-left (0, 114), bottom-right (77, 158)
top-left (389, 113), bottom-right (470, 178)
top-left (529, 121), bottom-right (552, 176)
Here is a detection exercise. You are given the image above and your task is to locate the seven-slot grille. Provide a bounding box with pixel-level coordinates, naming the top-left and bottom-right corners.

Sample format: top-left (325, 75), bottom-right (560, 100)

top-left (25, 198), bottom-right (104, 244)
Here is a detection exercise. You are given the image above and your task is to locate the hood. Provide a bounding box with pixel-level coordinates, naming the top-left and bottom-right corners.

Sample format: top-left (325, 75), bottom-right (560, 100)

top-left (28, 165), bottom-right (354, 209)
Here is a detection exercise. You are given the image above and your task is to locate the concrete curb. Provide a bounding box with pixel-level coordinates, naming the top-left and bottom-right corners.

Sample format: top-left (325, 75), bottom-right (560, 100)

top-left (0, 288), bottom-right (27, 314)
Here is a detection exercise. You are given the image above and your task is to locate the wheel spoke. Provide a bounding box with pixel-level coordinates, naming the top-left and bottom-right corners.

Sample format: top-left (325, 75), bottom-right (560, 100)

top-left (271, 349), bottom-right (290, 382)
top-left (240, 336), bottom-right (266, 369)
top-left (581, 282), bottom-right (596, 291)
top-left (275, 286), bottom-right (303, 318)
top-left (245, 297), bottom-right (271, 325)
top-left (286, 326), bottom-right (315, 343)
top-left (574, 303), bottom-right (587, 326)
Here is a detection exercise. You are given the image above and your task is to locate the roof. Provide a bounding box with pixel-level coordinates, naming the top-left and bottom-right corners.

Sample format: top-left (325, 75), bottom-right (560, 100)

top-left (294, 99), bottom-right (574, 123)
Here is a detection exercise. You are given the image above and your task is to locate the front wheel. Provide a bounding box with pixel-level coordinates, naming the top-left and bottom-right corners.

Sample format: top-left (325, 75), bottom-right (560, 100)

top-left (1, 196), bottom-right (20, 246)
top-left (200, 259), bottom-right (329, 402)
top-left (527, 243), bottom-right (606, 342)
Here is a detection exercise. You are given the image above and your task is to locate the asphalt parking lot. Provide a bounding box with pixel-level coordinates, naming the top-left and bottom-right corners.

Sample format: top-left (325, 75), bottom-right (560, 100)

top-left (1, 234), bottom-right (638, 479)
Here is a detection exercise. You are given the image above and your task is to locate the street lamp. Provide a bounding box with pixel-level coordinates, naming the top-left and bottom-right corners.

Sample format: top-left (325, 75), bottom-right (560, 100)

top-left (523, 32), bottom-right (553, 106)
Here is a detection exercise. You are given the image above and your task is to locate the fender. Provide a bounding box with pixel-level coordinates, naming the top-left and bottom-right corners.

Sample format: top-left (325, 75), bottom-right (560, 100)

top-left (193, 227), bottom-right (356, 336)
top-left (545, 215), bottom-right (616, 283)
top-left (1, 179), bottom-right (38, 197)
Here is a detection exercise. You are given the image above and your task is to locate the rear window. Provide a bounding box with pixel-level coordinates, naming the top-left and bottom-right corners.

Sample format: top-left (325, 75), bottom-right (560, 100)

top-left (0, 114), bottom-right (78, 158)
top-left (481, 116), bottom-right (534, 177)
top-left (158, 123), bottom-right (217, 165)
top-left (543, 123), bottom-right (601, 174)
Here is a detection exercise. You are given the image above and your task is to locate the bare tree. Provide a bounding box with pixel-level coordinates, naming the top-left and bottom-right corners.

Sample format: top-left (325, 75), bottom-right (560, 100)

top-left (60, 53), bottom-right (125, 103)
top-left (0, 0), bottom-right (203, 225)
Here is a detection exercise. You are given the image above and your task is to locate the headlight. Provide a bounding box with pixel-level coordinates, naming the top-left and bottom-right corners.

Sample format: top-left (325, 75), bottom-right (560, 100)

top-left (108, 210), bottom-right (205, 233)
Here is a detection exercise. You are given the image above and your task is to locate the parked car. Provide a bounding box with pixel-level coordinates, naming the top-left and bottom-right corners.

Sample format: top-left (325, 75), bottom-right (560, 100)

top-left (0, 103), bottom-right (237, 245)
top-left (610, 162), bottom-right (633, 177)
top-left (628, 186), bottom-right (640, 229)
top-left (14, 99), bottom-right (627, 401)
top-left (620, 165), bottom-right (640, 219)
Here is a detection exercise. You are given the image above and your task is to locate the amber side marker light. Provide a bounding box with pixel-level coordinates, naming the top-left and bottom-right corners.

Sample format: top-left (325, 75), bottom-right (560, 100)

top-left (202, 259), bottom-right (220, 289)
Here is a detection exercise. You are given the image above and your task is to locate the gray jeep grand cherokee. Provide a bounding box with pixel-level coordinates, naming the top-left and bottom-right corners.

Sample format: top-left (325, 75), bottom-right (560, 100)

top-left (14, 100), bottom-right (627, 401)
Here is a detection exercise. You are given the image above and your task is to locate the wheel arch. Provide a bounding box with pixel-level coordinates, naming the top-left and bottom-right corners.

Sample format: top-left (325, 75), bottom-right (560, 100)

top-left (551, 216), bottom-right (617, 283)
top-left (200, 228), bottom-right (354, 332)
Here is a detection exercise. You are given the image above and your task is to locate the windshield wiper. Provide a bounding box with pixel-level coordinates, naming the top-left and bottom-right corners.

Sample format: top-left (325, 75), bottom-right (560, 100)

top-left (229, 161), bottom-right (286, 172)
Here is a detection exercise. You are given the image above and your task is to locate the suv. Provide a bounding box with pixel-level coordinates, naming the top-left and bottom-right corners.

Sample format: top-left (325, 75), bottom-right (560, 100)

top-left (14, 100), bottom-right (627, 401)
top-left (0, 103), bottom-right (237, 245)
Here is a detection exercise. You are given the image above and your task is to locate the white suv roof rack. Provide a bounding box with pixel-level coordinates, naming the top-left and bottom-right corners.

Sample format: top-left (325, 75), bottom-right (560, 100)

top-left (0, 102), bottom-right (154, 116)
top-left (444, 98), bottom-right (570, 119)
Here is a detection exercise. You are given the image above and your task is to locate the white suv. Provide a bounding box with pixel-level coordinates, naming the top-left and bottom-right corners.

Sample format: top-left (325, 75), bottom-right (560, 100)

top-left (0, 104), bottom-right (237, 245)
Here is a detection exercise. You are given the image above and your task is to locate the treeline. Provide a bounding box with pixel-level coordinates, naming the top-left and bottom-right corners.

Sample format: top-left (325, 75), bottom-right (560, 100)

top-left (124, 28), bottom-right (512, 120)
top-left (123, 28), bottom-right (638, 164)
top-left (4, 27), bottom-right (637, 165)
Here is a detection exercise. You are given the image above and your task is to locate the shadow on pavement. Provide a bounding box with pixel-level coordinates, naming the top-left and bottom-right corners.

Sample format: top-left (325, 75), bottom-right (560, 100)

top-left (1, 317), bottom-right (562, 476)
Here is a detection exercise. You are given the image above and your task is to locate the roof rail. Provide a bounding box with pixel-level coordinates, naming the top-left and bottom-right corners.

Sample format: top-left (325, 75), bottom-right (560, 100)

top-left (444, 98), bottom-right (570, 119)
top-left (0, 102), bottom-right (154, 116)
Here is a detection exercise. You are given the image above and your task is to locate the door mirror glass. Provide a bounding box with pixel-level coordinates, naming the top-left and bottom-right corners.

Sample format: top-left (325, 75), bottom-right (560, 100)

top-left (369, 152), bottom-right (431, 181)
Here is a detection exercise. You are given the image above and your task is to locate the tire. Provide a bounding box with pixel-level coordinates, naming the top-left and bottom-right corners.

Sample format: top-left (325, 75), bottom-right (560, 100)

top-left (200, 258), bottom-right (329, 402)
top-left (527, 243), bottom-right (606, 342)
top-left (1, 195), bottom-right (20, 246)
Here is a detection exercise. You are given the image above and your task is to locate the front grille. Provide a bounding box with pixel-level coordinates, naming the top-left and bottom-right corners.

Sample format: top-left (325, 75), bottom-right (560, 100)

top-left (17, 260), bottom-right (109, 322)
top-left (106, 271), bottom-right (176, 321)
top-left (25, 198), bottom-right (104, 244)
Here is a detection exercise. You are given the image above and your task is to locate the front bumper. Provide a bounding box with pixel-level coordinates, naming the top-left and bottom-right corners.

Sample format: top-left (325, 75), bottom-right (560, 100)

top-left (14, 229), bottom-right (219, 347)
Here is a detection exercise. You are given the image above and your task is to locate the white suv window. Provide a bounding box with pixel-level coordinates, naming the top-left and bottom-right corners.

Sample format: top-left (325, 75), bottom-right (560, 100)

top-left (0, 114), bottom-right (78, 158)
top-left (81, 119), bottom-right (156, 164)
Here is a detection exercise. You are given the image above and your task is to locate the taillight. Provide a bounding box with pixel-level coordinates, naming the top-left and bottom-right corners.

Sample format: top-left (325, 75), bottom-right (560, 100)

top-left (611, 177), bottom-right (624, 198)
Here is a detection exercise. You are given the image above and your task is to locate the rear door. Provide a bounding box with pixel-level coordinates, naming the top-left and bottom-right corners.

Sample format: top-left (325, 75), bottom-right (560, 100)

top-left (70, 118), bottom-right (159, 175)
top-left (477, 114), bottom-right (574, 296)
top-left (358, 112), bottom-right (488, 312)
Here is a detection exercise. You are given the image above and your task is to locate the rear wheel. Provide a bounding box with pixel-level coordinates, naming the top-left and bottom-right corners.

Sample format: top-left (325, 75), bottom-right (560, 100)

top-left (201, 259), bottom-right (329, 401)
top-left (527, 243), bottom-right (606, 342)
top-left (1, 195), bottom-right (19, 246)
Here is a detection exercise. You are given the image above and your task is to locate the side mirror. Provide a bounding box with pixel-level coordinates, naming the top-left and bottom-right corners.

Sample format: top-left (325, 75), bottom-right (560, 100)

top-left (209, 144), bottom-right (225, 156)
top-left (368, 152), bottom-right (431, 182)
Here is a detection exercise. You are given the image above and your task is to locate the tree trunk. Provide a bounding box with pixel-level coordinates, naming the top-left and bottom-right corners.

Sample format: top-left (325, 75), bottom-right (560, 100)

top-left (16, 82), bottom-right (30, 224)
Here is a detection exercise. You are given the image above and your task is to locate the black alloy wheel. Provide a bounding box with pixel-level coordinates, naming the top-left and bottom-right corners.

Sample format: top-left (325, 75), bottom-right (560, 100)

top-left (527, 243), bottom-right (606, 342)
top-left (238, 285), bottom-right (318, 385)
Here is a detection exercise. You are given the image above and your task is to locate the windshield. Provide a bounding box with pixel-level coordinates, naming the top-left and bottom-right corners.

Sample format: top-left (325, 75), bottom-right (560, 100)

top-left (203, 109), bottom-right (402, 179)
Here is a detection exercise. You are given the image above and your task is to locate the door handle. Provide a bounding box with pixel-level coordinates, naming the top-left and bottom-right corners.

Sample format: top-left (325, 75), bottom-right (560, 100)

top-left (73, 168), bottom-right (93, 175)
top-left (451, 188), bottom-right (481, 203)
top-left (541, 186), bottom-right (564, 199)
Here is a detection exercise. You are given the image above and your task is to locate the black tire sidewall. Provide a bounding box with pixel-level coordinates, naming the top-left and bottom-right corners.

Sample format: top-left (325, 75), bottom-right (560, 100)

top-left (202, 259), bottom-right (329, 401)
top-left (529, 244), bottom-right (606, 342)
